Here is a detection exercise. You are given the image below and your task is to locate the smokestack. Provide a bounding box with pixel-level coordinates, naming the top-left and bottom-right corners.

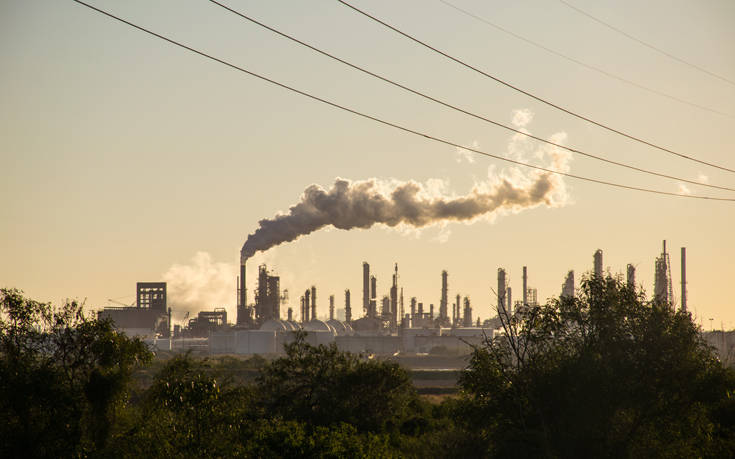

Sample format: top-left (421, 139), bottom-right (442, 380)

top-left (304, 289), bottom-right (311, 322)
top-left (345, 289), bottom-right (352, 322)
top-left (562, 270), bottom-right (574, 299)
top-left (400, 288), bottom-right (404, 323)
top-left (430, 304), bottom-right (434, 320)
top-left (498, 268), bottom-right (507, 314)
top-left (237, 259), bottom-right (248, 326)
top-left (594, 250), bottom-right (603, 278)
top-left (311, 286), bottom-right (317, 321)
top-left (456, 294), bottom-right (460, 325)
top-left (507, 287), bottom-right (512, 315)
top-left (463, 297), bottom-right (472, 327)
top-left (681, 247), bottom-right (687, 312)
top-left (362, 262), bottom-right (370, 316)
top-left (522, 266), bottom-right (528, 306)
top-left (440, 270), bottom-right (448, 320)
top-left (391, 263), bottom-right (399, 327)
top-left (287, 307), bottom-right (293, 322)
top-left (370, 275), bottom-right (377, 318)
top-left (329, 294), bottom-right (335, 320)
top-left (627, 264), bottom-right (636, 290)
top-left (240, 261), bottom-right (246, 307)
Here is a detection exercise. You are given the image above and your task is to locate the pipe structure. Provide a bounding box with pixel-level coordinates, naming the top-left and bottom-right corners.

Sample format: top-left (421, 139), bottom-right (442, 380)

top-left (523, 266), bottom-right (528, 306)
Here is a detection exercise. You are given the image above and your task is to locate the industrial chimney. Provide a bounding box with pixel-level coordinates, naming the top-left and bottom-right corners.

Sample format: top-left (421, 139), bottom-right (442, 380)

top-left (345, 289), bottom-right (352, 322)
top-left (594, 250), bottom-right (603, 278)
top-left (311, 286), bottom-right (317, 321)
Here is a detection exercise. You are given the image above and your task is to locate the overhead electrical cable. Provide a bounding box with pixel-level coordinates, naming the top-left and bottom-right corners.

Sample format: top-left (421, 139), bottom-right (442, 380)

top-left (438, 0), bottom-right (733, 118)
top-left (557, 0), bottom-right (735, 87)
top-left (336, 0), bottom-right (735, 174)
top-left (208, 0), bottom-right (734, 192)
top-left (69, 0), bottom-right (735, 201)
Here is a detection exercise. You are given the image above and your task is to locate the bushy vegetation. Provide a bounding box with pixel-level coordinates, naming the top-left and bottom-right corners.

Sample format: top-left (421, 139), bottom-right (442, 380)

top-left (2, 279), bottom-right (735, 458)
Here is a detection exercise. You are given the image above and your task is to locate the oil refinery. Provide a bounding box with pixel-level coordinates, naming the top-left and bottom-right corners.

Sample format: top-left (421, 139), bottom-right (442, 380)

top-left (97, 240), bottom-right (694, 356)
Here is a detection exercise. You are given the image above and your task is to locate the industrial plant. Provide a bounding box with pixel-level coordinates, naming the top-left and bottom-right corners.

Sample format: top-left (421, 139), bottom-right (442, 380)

top-left (97, 240), bottom-right (693, 356)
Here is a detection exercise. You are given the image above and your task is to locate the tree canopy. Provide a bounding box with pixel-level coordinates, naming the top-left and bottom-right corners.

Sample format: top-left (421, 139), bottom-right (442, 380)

top-left (459, 276), bottom-right (735, 458)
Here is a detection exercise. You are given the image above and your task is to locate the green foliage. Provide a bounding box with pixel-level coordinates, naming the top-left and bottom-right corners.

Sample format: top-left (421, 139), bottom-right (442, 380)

top-left (256, 331), bottom-right (420, 434)
top-left (459, 276), bottom-right (735, 458)
top-left (108, 353), bottom-right (254, 458)
top-left (0, 288), bottom-right (151, 457)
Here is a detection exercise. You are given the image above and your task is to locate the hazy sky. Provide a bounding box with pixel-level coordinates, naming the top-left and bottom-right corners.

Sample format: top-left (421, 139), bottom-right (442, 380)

top-left (2, 0), bottom-right (734, 328)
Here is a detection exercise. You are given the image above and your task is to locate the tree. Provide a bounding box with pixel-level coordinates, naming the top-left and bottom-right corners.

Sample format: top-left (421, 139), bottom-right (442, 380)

top-left (0, 288), bottom-right (151, 457)
top-left (458, 276), bottom-right (735, 458)
top-left (111, 353), bottom-right (254, 458)
top-left (256, 331), bottom-right (421, 434)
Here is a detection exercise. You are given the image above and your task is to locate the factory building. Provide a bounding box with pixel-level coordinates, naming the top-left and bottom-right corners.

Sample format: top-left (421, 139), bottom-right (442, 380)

top-left (98, 282), bottom-right (170, 338)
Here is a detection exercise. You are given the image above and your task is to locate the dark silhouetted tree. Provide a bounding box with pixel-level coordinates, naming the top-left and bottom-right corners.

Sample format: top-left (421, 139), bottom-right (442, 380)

top-left (0, 288), bottom-right (151, 457)
top-left (458, 276), bottom-right (735, 458)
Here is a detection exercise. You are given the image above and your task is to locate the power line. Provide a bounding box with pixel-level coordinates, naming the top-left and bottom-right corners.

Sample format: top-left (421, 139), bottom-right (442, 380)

top-left (69, 0), bottom-right (735, 201)
top-left (557, 0), bottom-right (735, 87)
top-left (439, 0), bottom-right (733, 119)
top-left (336, 0), bottom-right (735, 174)
top-left (208, 0), bottom-right (734, 193)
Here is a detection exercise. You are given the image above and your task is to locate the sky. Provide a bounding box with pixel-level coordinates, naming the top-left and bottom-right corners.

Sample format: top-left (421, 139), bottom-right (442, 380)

top-left (2, 0), bottom-right (734, 329)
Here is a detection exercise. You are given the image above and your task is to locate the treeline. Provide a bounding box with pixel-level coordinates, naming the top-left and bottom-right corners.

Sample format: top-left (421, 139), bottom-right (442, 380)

top-left (2, 278), bottom-right (735, 458)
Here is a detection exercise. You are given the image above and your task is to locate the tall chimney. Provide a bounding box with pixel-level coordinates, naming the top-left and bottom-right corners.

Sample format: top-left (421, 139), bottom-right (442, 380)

top-left (594, 250), bottom-right (603, 278)
top-left (627, 264), bottom-right (636, 290)
top-left (345, 289), bottom-right (352, 322)
top-left (440, 270), bottom-right (448, 320)
top-left (681, 247), bottom-right (687, 312)
top-left (522, 266), bottom-right (528, 306)
top-left (329, 294), bottom-right (335, 321)
top-left (362, 262), bottom-right (370, 316)
top-left (498, 268), bottom-right (507, 314)
top-left (237, 259), bottom-right (248, 326)
top-left (456, 294), bottom-right (461, 324)
top-left (370, 275), bottom-right (377, 318)
top-left (311, 286), bottom-right (317, 321)
top-left (304, 289), bottom-right (311, 322)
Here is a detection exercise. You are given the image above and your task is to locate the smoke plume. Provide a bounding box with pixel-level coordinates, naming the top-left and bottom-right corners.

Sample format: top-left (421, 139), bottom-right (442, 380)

top-left (241, 111), bottom-right (571, 260)
top-left (163, 252), bottom-right (236, 318)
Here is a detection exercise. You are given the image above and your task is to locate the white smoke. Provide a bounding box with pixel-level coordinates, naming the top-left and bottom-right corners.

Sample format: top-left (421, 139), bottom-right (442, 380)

top-left (241, 113), bottom-right (572, 259)
top-left (163, 252), bottom-right (236, 319)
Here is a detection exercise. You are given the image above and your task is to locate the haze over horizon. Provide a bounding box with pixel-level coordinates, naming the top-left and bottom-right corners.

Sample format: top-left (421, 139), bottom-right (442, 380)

top-left (2, 0), bottom-right (734, 327)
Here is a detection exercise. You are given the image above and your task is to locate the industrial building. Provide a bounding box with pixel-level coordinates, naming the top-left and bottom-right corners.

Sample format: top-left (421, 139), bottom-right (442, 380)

top-left (98, 282), bottom-right (170, 338)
